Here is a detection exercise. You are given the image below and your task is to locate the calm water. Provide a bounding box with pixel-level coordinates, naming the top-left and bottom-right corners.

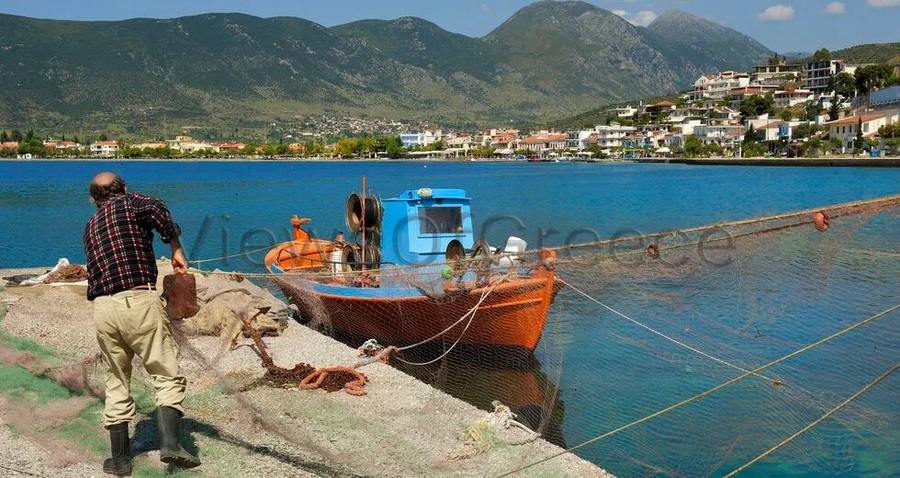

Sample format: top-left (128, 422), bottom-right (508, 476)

top-left (1, 160), bottom-right (898, 477)
top-left (2, 160), bottom-right (897, 270)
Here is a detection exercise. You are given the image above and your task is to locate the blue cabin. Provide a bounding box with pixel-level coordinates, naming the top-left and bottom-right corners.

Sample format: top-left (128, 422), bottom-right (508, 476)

top-left (378, 188), bottom-right (475, 266)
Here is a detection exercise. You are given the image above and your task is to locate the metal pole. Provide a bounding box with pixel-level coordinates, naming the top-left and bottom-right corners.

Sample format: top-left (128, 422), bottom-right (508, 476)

top-left (361, 175), bottom-right (366, 267)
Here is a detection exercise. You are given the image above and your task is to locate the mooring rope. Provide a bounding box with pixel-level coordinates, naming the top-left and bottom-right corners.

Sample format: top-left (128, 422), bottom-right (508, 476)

top-left (494, 302), bottom-right (899, 478)
top-left (557, 277), bottom-right (779, 383)
top-left (722, 362), bottom-right (899, 477)
top-left (188, 243), bottom-right (276, 267)
top-left (544, 194), bottom-right (900, 254)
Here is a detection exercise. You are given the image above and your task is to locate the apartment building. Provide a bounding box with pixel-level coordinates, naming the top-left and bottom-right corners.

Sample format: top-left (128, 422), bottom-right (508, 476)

top-left (804, 59), bottom-right (845, 93)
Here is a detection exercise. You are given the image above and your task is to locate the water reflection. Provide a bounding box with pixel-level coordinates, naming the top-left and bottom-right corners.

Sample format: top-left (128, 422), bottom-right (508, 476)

top-left (391, 346), bottom-right (567, 449)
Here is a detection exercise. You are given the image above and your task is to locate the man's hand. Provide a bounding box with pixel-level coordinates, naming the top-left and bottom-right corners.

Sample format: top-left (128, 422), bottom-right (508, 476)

top-left (170, 238), bottom-right (188, 274)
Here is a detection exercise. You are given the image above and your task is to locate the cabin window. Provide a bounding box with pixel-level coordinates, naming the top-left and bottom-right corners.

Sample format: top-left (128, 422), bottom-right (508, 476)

top-left (419, 207), bottom-right (463, 234)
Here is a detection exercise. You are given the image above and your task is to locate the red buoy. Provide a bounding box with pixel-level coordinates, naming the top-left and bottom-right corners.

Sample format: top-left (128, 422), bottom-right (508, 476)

top-left (814, 211), bottom-right (830, 232)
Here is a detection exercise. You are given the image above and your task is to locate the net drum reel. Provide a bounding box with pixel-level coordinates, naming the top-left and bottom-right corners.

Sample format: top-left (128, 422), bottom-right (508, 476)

top-left (345, 193), bottom-right (383, 237)
top-left (341, 192), bottom-right (383, 273)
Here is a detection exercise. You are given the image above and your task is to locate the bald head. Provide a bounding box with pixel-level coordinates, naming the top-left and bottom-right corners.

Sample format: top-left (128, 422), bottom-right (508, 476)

top-left (89, 171), bottom-right (127, 205)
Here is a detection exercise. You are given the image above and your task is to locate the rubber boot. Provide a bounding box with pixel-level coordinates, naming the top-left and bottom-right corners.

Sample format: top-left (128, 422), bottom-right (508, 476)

top-left (157, 406), bottom-right (201, 469)
top-left (102, 422), bottom-right (133, 476)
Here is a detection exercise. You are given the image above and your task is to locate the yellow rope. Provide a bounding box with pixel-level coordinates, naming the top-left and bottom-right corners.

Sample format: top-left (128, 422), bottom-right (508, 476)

top-left (723, 362), bottom-right (899, 477)
top-left (188, 243), bottom-right (276, 266)
top-left (493, 303), bottom-right (899, 478)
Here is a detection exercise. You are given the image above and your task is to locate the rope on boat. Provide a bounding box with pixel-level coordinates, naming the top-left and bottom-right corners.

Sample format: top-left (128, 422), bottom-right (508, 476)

top-left (493, 302), bottom-right (900, 478)
top-left (722, 362), bottom-right (899, 477)
top-left (557, 277), bottom-right (779, 383)
top-left (390, 284), bottom-right (497, 367)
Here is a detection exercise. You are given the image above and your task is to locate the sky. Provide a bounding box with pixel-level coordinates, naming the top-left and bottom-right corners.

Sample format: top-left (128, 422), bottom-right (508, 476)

top-left (1, 0), bottom-right (898, 54)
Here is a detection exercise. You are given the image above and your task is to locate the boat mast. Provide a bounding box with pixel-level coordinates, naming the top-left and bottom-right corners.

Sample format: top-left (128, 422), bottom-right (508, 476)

top-left (361, 175), bottom-right (366, 266)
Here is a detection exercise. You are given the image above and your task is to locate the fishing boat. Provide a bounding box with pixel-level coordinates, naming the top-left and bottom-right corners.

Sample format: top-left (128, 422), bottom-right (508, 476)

top-left (266, 182), bottom-right (563, 354)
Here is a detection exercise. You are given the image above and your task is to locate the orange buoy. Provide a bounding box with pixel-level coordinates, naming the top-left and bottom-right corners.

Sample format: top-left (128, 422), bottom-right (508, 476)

top-left (813, 211), bottom-right (830, 232)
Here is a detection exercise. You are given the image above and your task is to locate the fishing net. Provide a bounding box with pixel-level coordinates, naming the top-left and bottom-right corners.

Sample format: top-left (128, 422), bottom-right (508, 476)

top-left (205, 194), bottom-right (899, 477)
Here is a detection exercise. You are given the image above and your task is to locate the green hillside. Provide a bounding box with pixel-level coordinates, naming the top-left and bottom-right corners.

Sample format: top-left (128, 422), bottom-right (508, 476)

top-left (0, 1), bottom-right (777, 137)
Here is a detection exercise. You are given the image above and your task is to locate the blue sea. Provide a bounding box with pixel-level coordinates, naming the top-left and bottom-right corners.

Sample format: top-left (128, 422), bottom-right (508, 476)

top-left (1, 160), bottom-right (898, 477)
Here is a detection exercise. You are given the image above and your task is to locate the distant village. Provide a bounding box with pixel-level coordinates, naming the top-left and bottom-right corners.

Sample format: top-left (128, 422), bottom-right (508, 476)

top-left (2, 53), bottom-right (900, 161)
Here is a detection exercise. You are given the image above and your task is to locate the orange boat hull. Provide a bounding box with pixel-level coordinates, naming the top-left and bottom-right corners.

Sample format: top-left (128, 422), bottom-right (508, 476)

top-left (277, 266), bottom-right (562, 351)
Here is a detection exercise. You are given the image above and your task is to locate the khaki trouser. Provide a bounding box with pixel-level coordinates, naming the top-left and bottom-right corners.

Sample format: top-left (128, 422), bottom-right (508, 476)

top-left (94, 289), bottom-right (186, 428)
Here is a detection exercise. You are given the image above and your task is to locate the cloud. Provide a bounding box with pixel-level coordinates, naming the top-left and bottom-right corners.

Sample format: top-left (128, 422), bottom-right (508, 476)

top-left (867, 0), bottom-right (900, 7)
top-left (632, 10), bottom-right (658, 26)
top-left (480, 3), bottom-right (490, 15)
top-left (612, 9), bottom-right (658, 26)
top-left (824, 2), bottom-right (846, 14)
top-left (758, 5), bottom-right (795, 21)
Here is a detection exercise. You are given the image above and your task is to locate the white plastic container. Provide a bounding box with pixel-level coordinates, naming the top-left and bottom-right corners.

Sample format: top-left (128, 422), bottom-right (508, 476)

top-left (499, 236), bottom-right (527, 268)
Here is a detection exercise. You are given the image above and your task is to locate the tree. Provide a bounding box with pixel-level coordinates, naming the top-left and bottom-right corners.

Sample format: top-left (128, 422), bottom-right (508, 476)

top-left (854, 64), bottom-right (893, 97)
top-left (866, 138), bottom-right (880, 152)
top-left (0, 131), bottom-right (8, 143)
top-left (877, 121), bottom-right (900, 138)
top-left (793, 123), bottom-right (821, 140)
top-left (779, 108), bottom-right (794, 122)
top-left (383, 137), bottom-right (403, 158)
top-left (812, 48), bottom-right (831, 62)
top-left (805, 101), bottom-right (823, 122)
top-left (742, 140), bottom-right (765, 157)
top-left (827, 137), bottom-right (842, 153)
top-left (805, 137), bottom-right (822, 157)
top-left (11, 129), bottom-right (22, 142)
top-left (832, 72), bottom-right (856, 99)
top-left (744, 124), bottom-right (757, 143)
top-left (701, 142), bottom-right (723, 156)
top-left (683, 135), bottom-right (702, 157)
top-left (828, 100), bottom-right (841, 121)
top-left (855, 118), bottom-right (863, 151)
top-left (738, 94), bottom-right (774, 119)
top-left (333, 138), bottom-right (358, 158)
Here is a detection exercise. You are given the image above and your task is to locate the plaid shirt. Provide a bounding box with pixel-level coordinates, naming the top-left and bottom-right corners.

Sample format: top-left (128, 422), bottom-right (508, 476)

top-left (83, 193), bottom-right (181, 300)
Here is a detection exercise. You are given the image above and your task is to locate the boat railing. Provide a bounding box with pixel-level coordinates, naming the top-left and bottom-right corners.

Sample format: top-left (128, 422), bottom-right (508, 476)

top-left (277, 249), bottom-right (547, 289)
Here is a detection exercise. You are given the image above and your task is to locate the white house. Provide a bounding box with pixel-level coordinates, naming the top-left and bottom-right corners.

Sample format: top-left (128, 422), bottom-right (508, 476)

top-left (91, 140), bottom-right (119, 158)
top-left (593, 123), bottom-right (636, 149)
top-left (773, 89), bottom-right (814, 108)
top-left (691, 71), bottom-right (750, 101)
top-left (607, 105), bottom-right (637, 118)
top-left (400, 130), bottom-right (444, 148)
top-left (824, 114), bottom-right (890, 150)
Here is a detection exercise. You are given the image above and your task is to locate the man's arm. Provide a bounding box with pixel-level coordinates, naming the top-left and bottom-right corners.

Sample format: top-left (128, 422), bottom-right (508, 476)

top-left (169, 237), bottom-right (188, 274)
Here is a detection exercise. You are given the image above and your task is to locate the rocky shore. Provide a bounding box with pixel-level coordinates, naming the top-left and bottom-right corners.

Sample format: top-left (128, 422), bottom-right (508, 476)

top-left (0, 266), bottom-right (611, 478)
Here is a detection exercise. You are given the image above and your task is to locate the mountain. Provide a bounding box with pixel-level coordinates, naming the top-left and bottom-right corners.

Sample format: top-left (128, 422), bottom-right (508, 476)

top-left (0, 1), bottom-right (776, 137)
top-left (831, 43), bottom-right (900, 64)
top-left (645, 10), bottom-right (773, 72)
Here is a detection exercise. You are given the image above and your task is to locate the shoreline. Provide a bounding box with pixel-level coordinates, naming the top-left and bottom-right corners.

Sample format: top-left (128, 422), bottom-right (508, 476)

top-left (2, 155), bottom-right (899, 166)
top-left (636, 157), bottom-right (900, 167)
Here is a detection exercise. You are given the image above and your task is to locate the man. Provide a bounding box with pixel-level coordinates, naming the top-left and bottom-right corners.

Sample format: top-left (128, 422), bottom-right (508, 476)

top-left (83, 172), bottom-right (200, 476)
